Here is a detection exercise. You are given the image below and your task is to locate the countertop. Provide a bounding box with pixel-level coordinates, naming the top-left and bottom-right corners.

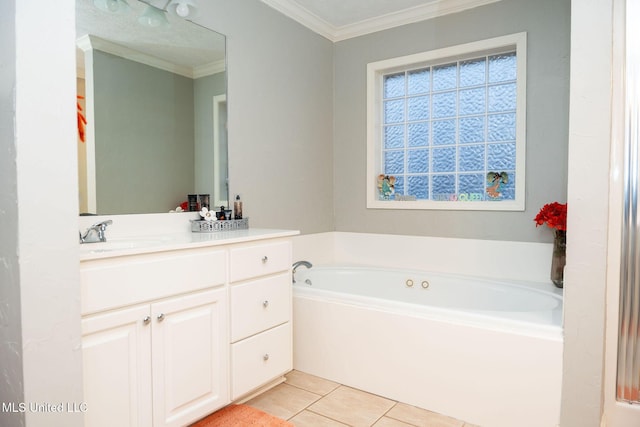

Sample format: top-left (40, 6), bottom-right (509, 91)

top-left (79, 228), bottom-right (300, 261)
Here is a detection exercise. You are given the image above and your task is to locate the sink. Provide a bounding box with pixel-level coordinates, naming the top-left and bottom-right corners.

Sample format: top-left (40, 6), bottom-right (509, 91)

top-left (79, 238), bottom-right (170, 254)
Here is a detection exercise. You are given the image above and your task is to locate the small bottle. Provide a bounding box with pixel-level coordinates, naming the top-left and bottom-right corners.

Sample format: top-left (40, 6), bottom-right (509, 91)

top-left (234, 195), bottom-right (243, 219)
top-left (217, 206), bottom-right (226, 220)
top-left (199, 194), bottom-right (210, 210)
top-left (188, 194), bottom-right (198, 212)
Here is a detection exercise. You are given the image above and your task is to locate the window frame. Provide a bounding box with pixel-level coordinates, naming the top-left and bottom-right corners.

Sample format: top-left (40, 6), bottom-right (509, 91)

top-left (366, 32), bottom-right (527, 211)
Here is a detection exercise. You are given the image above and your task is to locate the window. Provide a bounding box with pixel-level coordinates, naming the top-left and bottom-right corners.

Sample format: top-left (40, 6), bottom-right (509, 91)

top-left (367, 33), bottom-right (526, 210)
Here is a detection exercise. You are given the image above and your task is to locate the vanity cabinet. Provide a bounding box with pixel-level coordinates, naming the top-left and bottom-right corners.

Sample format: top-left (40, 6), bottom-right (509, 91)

top-left (80, 232), bottom-right (296, 426)
top-left (81, 249), bottom-right (229, 427)
top-left (229, 241), bottom-right (293, 399)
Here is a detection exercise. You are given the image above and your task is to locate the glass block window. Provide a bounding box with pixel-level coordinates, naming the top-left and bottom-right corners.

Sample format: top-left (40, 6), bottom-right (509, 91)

top-left (367, 33), bottom-right (526, 211)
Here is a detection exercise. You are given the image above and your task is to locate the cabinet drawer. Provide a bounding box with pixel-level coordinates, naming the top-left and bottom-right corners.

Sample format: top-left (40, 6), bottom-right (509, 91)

top-left (231, 323), bottom-right (291, 399)
top-left (229, 241), bottom-right (291, 282)
top-left (230, 273), bottom-right (290, 342)
top-left (81, 249), bottom-right (227, 315)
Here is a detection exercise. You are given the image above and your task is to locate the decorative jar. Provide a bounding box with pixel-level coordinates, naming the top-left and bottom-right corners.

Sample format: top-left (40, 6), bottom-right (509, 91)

top-left (551, 230), bottom-right (566, 288)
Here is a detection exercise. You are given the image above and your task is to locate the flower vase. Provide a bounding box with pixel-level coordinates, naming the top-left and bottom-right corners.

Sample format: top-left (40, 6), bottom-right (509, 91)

top-left (551, 230), bottom-right (566, 288)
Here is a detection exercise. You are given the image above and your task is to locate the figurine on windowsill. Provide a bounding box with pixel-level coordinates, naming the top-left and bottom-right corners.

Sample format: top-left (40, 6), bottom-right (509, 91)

top-left (377, 174), bottom-right (396, 200)
top-left (486, 171), bottom-right (508, 199)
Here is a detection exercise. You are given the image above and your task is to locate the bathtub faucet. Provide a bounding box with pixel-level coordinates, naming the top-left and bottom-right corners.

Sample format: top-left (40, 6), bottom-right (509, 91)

top-left (292, 260), bottom-right (312, 283)
top-left (79, 220), bottom-right (113, 243)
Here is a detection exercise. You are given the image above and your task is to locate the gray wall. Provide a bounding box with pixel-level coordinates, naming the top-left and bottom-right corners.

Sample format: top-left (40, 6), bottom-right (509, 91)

top-left (93, 50), bottom-right (195, 214)
top-left (195, 0), bottom-right (335, 234)
top-left (333, 0), bottom-right (570, 243)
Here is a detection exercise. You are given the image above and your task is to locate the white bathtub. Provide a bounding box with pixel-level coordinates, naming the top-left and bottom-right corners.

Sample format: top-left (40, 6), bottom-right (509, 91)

top-left (292, 265), bottom-right (563, 427)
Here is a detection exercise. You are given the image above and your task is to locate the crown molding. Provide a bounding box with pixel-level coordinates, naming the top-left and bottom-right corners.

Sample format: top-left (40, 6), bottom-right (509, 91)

top-left (79, 35), bottom-right (194, 78)
top-left (76, 35), bottom-right (223, 79)
top-left (333, 0), bottom-right (502, 41)
top-left (193, 59), bottom-right (226, 79)
top-left (261, 0), bottom-right (502, 42)
top-left (261, 0), bottom-right (337, 40)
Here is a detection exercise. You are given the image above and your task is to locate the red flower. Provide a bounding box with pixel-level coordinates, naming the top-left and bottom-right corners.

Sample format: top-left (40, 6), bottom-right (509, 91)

top-left (534, 202), bottom-right (567, 231)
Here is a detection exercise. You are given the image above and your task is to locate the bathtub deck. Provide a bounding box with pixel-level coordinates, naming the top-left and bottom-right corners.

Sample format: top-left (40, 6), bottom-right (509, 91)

top-left (245, 370), bottom-right (479, 426)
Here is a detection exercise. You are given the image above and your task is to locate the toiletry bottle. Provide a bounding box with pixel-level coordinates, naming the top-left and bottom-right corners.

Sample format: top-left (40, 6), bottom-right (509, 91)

top-left (199, 194), bottom-right (210, 210)
top-left (217, 206), bottom-right (226, 220)
top-left (188, 194), bottom-right (198, 211)
top-left (234, 195), bottom-right (243, 219)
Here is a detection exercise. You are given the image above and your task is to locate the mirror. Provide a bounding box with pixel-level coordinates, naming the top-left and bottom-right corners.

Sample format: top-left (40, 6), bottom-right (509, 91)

top-left (75, 0), bottom-right (227, 215)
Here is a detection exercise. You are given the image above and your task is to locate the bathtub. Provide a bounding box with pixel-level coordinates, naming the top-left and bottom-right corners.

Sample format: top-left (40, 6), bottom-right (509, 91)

top-left (292, 265), bottom-right (563, 427)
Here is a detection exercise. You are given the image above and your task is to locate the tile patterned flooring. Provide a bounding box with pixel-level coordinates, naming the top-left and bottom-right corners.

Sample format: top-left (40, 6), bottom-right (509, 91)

top-left (245, 370), bottom-right (479, 427)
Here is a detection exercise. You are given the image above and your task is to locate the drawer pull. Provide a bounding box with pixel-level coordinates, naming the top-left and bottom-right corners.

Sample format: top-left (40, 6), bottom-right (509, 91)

top-left (143, 316), bottom-right (151, 325)
top-left (157, 313), bottom-right (165, 322)
top-left (263, 354), bottom-right (270, 361)
top-left (262, 256), bottom-right (269, 263)
top-left (263, 300), bottom-right (269, 308)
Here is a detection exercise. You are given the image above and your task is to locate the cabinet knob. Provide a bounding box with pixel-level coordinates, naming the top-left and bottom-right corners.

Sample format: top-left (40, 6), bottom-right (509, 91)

top-left (263, 300), bottom-right (269, 308)
top-left (262, 256), bottom-right (268, 263)
top-left (157, 313), bottom-right (165, 322)
top-left (143, 316), bottom-right (151, 325)
top-left (263, 354), bottom-right (270, 361)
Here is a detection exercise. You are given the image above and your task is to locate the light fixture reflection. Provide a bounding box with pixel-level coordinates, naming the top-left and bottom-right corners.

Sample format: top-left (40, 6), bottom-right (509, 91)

top-left (167, 0), bottom-right (198, 18)
top-left (138, 5), bottom-right (170, 27)
top-left (93, 0), bottom-right (130, 13)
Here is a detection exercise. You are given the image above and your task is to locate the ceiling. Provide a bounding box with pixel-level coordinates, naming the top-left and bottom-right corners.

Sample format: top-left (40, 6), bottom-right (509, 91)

top-left (75, 0), bottom-right (498, 74)
top-left (260, 0), bottom-right (501, 41)
top-left (76, 0), bottom-right (225, 75)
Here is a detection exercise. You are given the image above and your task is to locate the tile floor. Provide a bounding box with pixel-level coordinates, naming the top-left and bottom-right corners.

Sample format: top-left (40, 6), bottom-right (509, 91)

top-left (245, 370), bottom-right (479, 427)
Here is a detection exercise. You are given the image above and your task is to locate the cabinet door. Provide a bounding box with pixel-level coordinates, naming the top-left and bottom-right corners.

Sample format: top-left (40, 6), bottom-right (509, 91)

top-left (82, 305), bottom-right (152, 427)
top-left (151, 288), bottom-right (229, 427)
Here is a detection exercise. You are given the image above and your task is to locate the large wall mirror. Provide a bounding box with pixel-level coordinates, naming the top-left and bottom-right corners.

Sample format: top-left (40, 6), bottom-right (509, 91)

top-left (76, 0), bottom-right (227, 215)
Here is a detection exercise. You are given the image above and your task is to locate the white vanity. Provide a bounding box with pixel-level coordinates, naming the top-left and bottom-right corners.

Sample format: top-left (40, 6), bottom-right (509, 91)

top-left (79, 227), bottom-right (298, 427)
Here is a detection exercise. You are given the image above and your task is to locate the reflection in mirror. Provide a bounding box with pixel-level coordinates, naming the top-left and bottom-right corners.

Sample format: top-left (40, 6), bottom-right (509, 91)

top-left (75, 0), bottom-right (227, 215)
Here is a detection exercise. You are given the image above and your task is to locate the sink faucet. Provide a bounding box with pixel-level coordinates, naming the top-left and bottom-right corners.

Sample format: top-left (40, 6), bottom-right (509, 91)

top-left (79, 220), bottom-right (113, 243)
top-left (292, 260), bottom-right (312, 283)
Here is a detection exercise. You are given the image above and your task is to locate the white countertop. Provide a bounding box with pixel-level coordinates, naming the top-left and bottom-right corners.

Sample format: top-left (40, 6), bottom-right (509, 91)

top-left (79, 228), bottom-right (300, 261)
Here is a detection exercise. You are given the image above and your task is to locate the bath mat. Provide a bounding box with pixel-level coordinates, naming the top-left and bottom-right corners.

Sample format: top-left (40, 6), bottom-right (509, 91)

top-left (190, 404), bottom-right (293, 427)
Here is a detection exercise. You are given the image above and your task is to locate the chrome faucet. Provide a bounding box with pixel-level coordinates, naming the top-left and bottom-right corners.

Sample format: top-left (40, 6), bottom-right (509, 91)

top-left (79, 220), bottom-right (113, 243)
top-left (292, 260), bottom-right (312, 283)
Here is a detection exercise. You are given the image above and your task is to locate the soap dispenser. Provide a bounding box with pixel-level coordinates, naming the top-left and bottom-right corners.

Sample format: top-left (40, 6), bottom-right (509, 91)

top-left (233, 195), bottom-right (243, 219)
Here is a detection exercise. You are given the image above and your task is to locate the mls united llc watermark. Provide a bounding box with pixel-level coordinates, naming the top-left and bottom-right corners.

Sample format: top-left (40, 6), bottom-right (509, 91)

top-left (2, 401), bottom-right (87, 413)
